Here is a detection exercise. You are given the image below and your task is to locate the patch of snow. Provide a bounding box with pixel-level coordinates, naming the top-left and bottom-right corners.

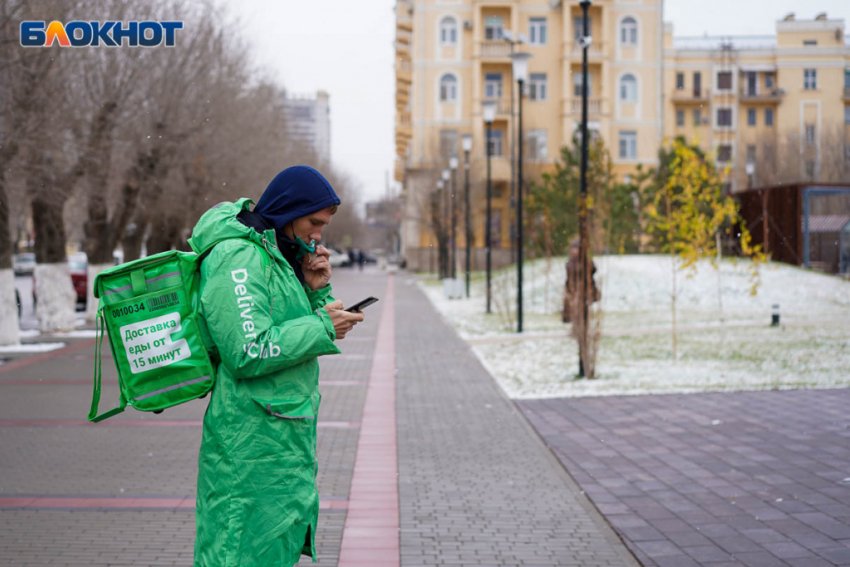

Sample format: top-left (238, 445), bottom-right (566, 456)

top-left (420, 255), bottom-right (850, 398)
top-left (0, 342), bottom-right (66, 353)
top-left (85, 263), bottom-right (111, 322)
top-left (52, 330), bottom-right (98, 338)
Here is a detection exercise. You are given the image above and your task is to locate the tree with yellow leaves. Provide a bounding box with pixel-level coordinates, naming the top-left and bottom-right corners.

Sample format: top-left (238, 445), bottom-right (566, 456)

top-left (646, 138), bottom-right (765, 360)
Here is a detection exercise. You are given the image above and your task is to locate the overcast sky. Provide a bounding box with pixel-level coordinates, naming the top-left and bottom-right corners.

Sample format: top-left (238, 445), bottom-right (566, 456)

top-left (223, 1), bottom-right (850, 204)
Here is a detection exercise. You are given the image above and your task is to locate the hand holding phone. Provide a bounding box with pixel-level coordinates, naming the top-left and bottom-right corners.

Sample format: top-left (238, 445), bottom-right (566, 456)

top-left (344, 296), bottom-right (379, 313)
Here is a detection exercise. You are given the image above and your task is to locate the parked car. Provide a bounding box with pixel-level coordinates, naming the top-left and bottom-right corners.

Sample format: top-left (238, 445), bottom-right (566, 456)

top-left (327, 248), bottom-right (351, 268)
top-left (12, 252), bottom-right (36, 276)
top-left (69, 253), bottom-right (87, 306)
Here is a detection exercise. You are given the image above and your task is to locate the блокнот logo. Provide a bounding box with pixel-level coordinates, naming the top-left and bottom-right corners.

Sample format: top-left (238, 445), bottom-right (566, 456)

top-left (20, 21), bottom-right (183, 47)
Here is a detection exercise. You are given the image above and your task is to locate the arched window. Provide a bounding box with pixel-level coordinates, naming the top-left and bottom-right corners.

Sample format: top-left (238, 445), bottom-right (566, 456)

top-left (440, 74), bottom-right (457, 102)
top-left (440, 17), bottom-right (457, 45)
top-left (621, 17), bottom-right (638, 45)
top-left (620, 74), bottom-right (637, 102)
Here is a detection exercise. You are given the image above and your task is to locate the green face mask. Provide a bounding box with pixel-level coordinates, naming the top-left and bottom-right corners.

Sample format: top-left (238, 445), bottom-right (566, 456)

top-left (295, 236), bottom-right (316, 260)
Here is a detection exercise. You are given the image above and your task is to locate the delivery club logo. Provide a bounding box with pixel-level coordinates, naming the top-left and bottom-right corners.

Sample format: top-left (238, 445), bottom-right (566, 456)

top-left (20, 20), bottom-right (183, 47)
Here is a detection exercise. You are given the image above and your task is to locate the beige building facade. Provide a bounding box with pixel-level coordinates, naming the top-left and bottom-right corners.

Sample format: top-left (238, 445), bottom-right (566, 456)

top-left (395, 2), bottom-right (850, 271)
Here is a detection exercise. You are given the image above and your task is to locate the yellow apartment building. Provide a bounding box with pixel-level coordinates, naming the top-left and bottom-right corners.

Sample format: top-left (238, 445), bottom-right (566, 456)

top-left (666, 13), bottom-right (850, 191)
top-left (395, 2), bottom-right (850, 271)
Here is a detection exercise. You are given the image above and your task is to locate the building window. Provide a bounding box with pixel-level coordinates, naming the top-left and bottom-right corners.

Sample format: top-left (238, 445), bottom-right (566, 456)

top-left (529, 18), bottom-right (547, 45)
top-left (484, 73), bottom-right (502, 99)
top-left (676, 73), bottom-right (684, 90)
top-left (487, 128), bottom-right (503, 156)
top-left (845, 145), bottom-right (850, 164)
top-left (485, 16), bottom-right (503, 41)
top-left (439, 74), bottom-right (457, 102)
top-left (845, 69), bottom-right (850, 89)
top-left (693, 71), bottom-right (702, 96)
top-left (717, 108), bottom-right (732, 127)
top-left (746, 145), bottom-right (756, 164)
top-left (805, 160), bottom-right (816, 180)
top-left (805, 124), bottom-right (816, 146)
top-left (440, 129), bottom-right (458, 158)
top-left (803, 39), bottom-right (817, 46)
top-left (745, 72), bottom-right (758, 96)
top-left (440, 17), bottom-right (457, 45)
top-left (747, 108), bottom-right (756, 126)
top-left (845, 106), bottom-right (850, 125)
top-left (573, 71), bottom-right (592, 97)
top-left (573, 16), bottom-right (591, 41)
top-left (717, 145), bottom-right (732, 162)
top-left (804, 69), bottom-right (817, 90)
top-left (619, 131), bottom-right (637, 159)
top-left (526, 129), bottom-right (547, 160)
top-left (620, 74), bottom-right (637, 102)
top-left (620, 16), bottom-right (638, 45)
top-left (693, 109), bottom-right (702, 126)
top-left (717, 71), bottom-right (733, 90)
top-left (528, 73), bottom-right (547, 101)
top-left (676, 110), bottom-right (684, 127)
top-left (765, 72), bottom-right (775, 89)
top-left (765, 108), bottom-right (774, 126)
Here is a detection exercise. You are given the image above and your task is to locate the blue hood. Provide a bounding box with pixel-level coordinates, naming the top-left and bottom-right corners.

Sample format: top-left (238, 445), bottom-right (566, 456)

top-left (254, 165), bottom-right (341, 231)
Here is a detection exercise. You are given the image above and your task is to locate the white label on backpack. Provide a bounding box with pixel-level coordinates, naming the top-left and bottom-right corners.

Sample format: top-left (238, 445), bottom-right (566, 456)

top-left (120, 312), bottom-right (191, 374)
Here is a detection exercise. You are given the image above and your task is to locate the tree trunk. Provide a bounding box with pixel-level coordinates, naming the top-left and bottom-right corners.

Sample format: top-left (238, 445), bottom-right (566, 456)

top-left (31, 194), bottom-right (67, 264)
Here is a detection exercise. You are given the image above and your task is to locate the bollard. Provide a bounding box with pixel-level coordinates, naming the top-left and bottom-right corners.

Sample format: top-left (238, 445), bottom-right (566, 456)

top-left (771, 304), bottom-right (780, 327)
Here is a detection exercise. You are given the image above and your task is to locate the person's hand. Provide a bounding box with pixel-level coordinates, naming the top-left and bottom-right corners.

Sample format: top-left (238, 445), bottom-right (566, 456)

top-left (303, 245), bottom-right (332, 291)
top-left (323, 300), bottom-right (365, 340)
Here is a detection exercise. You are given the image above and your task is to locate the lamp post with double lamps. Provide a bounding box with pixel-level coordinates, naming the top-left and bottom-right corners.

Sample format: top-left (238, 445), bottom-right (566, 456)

top-left (510, 51), bottom-right (532, 334)
top-left (461, 134), bottom-right (473, 298)
top-left (482, 100), bottom-right (497, 314)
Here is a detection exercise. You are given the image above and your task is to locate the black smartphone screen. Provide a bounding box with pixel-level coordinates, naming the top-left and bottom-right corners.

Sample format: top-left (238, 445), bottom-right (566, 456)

top-left (344, 296), bottom-right (379, 312)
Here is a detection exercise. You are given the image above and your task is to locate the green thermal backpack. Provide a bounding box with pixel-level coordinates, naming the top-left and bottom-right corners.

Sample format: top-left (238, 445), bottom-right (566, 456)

top-left (88, 242), bottom-right (269, 422)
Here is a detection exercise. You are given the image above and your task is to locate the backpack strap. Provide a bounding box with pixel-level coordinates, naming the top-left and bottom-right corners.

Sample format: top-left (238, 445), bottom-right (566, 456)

top-left (87, 310), bottom-right (127, 423)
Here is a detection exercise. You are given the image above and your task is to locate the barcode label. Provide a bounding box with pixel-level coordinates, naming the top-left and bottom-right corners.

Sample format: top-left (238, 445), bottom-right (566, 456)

top-left (146, 291), bottom-right (180, 312)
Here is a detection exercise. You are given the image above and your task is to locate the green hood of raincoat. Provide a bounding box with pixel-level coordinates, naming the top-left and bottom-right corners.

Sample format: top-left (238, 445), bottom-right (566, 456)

top-left (189, 199), bottom-right (341, 566)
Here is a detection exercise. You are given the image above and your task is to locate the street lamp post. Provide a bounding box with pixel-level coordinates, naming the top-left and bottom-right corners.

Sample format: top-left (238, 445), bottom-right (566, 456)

top-left (510, 51), bottom-right (531, 334)
top-left (437, 179), bottom-right (446, 278)
top-left (449, 156), bottom-right (459, 280)
top-left (482, 100), bottom-right (497, 314)
top-left (441, 169), bottom-right (451, 282)
top-left (462, 134), bottom-right (473, 298)
top-left (578, 0), bottom-right (592, 377)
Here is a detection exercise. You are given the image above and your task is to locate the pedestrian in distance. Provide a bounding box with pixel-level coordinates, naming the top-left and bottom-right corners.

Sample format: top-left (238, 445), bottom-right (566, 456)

top-left (357, 249), bottom-right (365, 271)
top-left (187, 165), bottom-right (365, 566)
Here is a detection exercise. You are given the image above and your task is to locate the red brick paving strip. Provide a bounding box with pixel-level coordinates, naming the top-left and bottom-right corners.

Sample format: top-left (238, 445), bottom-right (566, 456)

top-left (338, 274), bottom-right (399, 567)
top-left (0, 419), bottom-right (359, 428)
top-left (0, 496), bottom-right (348, 511)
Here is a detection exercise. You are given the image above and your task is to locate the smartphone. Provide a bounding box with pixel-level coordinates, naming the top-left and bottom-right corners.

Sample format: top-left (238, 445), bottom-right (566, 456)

top-left (344, 296), bottom-right (379, 312)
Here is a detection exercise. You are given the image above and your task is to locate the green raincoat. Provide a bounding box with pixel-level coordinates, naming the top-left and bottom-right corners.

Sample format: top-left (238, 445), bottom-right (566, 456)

top-left (188, 199), bottom-right (341, 566)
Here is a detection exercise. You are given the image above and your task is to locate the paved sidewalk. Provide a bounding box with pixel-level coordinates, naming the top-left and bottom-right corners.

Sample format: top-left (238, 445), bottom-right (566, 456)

top-left (519, 391), bottom-right (850, 567)
top-left (394, 275), bottom-right (639, 566)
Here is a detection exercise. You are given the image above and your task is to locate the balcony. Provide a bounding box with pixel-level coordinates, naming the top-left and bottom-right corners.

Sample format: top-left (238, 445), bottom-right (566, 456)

top-left (568, 97), bottom-right (606, 116)
top-left (396, 111), bottom-right (411, 138)
top-left (671, 89), bottom-right (709, 104)
top-left (565, 41), bottom-right (605, 62)
top-left (739, 88), bottom-right (785, 104)
top-left (844, 87), bottom-right (850, 101)
top-left (488, 156), bottom-right (511, 182)
top-left (396, 60), bottom-right (412, 85)
top-left (482, 98), bottom-right (512, 117)
top-left (479, 40), bottom-right (511, 59)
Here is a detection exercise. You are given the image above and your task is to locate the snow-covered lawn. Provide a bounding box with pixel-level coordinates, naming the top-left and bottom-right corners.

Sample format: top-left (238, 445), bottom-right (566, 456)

top-left (417, 255), bottom-right (850, 398)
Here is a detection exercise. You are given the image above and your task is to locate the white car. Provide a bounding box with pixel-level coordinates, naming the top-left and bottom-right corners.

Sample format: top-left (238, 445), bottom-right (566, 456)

top-left (327, 248), bottom-right (349, 268)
